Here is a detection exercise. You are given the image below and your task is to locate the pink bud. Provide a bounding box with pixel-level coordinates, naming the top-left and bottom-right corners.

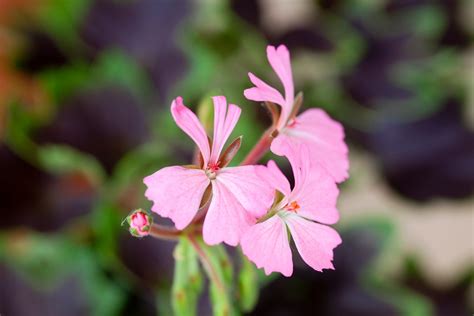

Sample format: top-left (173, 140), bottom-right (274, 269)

top-left (127, 209), bottom-right (152, 237)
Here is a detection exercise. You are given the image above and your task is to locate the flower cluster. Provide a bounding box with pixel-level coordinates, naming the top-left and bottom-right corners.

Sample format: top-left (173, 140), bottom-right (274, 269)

top-left (143, 45), bottom-right (349, 276)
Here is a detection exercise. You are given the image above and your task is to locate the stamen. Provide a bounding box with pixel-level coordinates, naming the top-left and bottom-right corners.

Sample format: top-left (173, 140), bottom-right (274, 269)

top-left (205, 161), bottom-right (220, 180)
top-left (207, 161), bottom-right (220, 172)
top-left (285, 201), bottom-right (300, 212)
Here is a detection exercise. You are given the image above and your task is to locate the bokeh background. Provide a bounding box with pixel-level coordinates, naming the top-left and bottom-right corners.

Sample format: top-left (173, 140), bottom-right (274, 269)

top-left (0, 0), bottom-right (473, 315)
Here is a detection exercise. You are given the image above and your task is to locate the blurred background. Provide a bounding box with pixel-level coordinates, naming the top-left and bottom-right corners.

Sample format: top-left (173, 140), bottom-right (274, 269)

top-left (0, 0), bottom-right (473, 315)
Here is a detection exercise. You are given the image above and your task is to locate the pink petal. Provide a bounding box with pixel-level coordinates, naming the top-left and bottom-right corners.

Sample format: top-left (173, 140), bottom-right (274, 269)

top-left (296, 109), bottom-right (347, 146)
top-left (210, 96), bottom-right (241, 164)
top-left (171, 97), bottom-right (211, 165)
top-left (267, 45), bottom-right (294, 125)
top-left (203, 179), bottom-right (255, 246)
top-left (293, 163), bottom-right (340, 225)
top-left (274, 108), bottom-right (349, 183)
top-left (244, 73), bottom-right (286, 107)
top-left (285, 213), bottom-right (342, 272)
top-left (217, 165), bottom-right (274, 218)
top-left (144, 166), bottom-right (210, 230)
top-left (269, 137), bottom-right (307, 194)
top-left (258, 160), bottom-right (291, 197)
top-left (240, 215), bottom-right (293, 277)
top-left (269, 141), bottom-right (339, 224)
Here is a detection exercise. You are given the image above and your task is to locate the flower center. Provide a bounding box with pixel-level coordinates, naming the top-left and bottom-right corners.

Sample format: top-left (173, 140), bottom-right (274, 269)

top-left (205, 161), bottom-right (220, 180)
top-left (285, 201), bottom-right (300, 212)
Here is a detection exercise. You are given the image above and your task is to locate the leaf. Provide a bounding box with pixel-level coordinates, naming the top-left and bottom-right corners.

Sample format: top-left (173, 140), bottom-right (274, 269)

top-left (39, 50), bottom-right (152, 103)
top-left (172, 237), bottom-right (204, 316)
top-left (39, 62), bottom-right (91, 102)
top-left (93, 50), bottom-right (153, 101)
top-left (0, 232), bottom-right (125, 316)
top-left (38, 144), bottom-right (105, 185)
top-left (37, 0), bottom-right (91, 53)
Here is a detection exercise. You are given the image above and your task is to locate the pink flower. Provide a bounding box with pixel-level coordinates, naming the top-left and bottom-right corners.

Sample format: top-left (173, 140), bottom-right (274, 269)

top-left (240, 143), bottom-right (342, 276)
top-left (244, 45), bottom-right (349, 183)
top-left (144, 96), bottom-right (274, 246)
top-left (128, 209), bottom-right (153, 237)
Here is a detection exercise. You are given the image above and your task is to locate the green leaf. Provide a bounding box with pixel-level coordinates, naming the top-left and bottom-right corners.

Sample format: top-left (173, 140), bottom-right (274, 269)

top-left (4, 103), bottom-right (41, 166)
top-left (93, 50), bottom-right (153, 101)
top-left (0, 232), bottom-right (125, 316)
top-left (37, 0), bottom-right (91, 53)
top-left (237, 251), bottom-right (259, 312)
top-left (39, 62), bottom-right (91, 102)
top-left (39, 50), bottom-right (152, 103)
top-left (38, 144), bottom-right (106, 184)
top-left (172, 237), bottom-right (204, 316)
top-left (0, 233), bottom-right (70, 287)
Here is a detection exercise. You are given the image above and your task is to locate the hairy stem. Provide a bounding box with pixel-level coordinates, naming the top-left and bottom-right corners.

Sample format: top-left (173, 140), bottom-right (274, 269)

top-left (188, 235), bottom-right (225, 293)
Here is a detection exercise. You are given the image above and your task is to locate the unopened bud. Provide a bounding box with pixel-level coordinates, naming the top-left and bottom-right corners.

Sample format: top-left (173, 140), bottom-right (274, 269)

top-left (125, 209), bottom-right (153, 237)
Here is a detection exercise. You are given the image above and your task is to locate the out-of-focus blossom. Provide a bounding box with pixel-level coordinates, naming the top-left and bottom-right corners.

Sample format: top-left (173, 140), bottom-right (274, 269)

top-left (241, 142), bottom-right (341, 276)
top-left (144, 96), bottom-right (274, 246)
top-left (244, 45), bottom-right (349, 183)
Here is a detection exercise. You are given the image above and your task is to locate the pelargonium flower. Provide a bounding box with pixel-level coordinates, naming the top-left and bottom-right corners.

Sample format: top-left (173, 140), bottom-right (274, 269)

top-left (244, 45), bottom-right (349, 183)
top-left (144, 96), bottom-right (274, 246)
top-left (241, 141), bottom-right (342, 276)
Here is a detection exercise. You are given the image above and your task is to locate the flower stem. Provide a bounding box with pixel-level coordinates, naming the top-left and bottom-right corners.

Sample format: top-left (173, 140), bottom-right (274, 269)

top-left (149, 224), bottom-right (183, 240)
top-left (188, 235), bottom-right (225, 293)
top-left (241, 128), bottom-right (275, 165)
top-left (149, 223), bottom-right (203, 241)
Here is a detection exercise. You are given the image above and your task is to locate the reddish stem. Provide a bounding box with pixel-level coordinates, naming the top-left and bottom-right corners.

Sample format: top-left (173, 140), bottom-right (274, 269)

top-left (149, 223), bottom-right (203, 240)
top-left (241, 128), bottom-right (275, 165)
top-left (149, 224), bottom-right (182, 240)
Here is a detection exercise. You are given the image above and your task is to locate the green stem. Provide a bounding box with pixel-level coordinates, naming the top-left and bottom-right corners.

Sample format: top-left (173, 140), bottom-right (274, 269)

top-left (187, 235), bottom-right (225, 293)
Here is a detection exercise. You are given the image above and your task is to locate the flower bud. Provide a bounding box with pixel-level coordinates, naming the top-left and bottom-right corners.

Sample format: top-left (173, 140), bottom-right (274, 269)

top-left (126, 209), bottom-right (153, 237)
